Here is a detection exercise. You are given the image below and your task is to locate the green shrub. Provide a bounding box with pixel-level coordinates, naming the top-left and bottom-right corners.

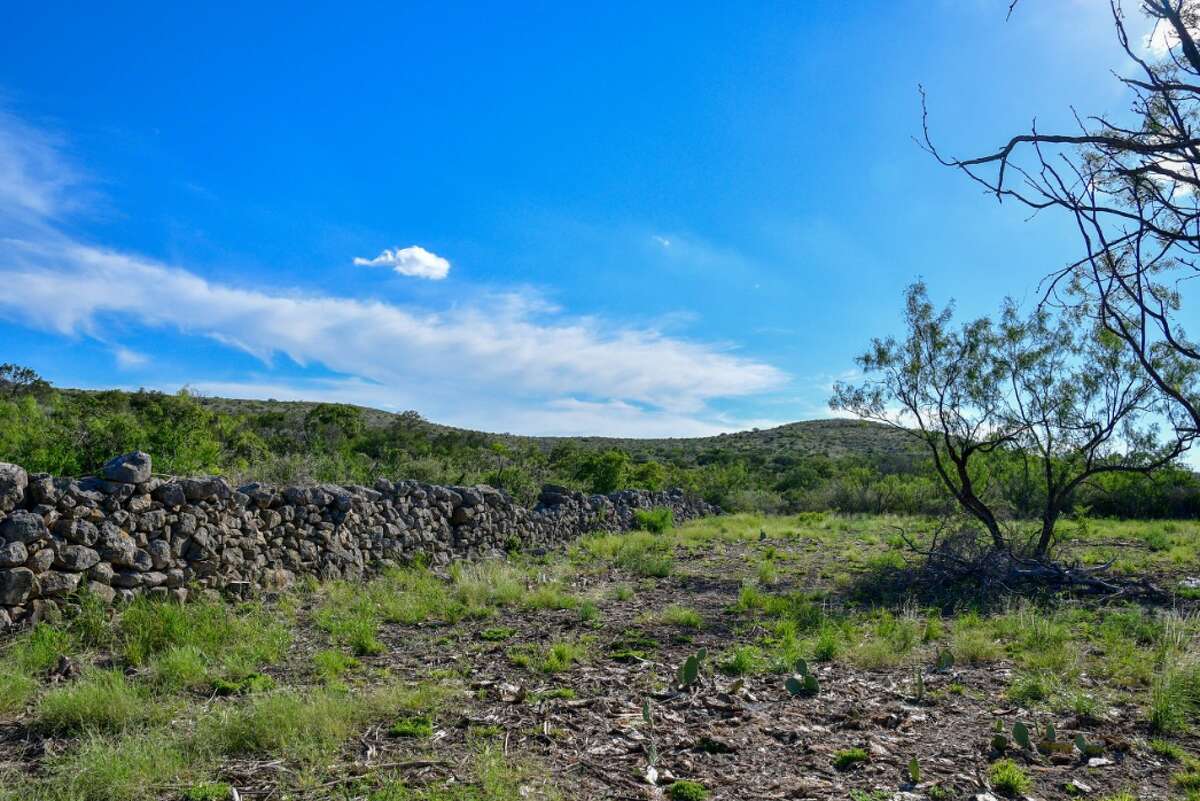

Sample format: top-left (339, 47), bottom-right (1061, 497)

top-left (634, 507), bottom-right (674, 534)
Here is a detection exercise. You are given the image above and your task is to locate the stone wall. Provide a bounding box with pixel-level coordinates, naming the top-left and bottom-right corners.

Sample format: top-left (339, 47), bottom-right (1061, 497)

top-left (0, 452), bottom-right (719, 627)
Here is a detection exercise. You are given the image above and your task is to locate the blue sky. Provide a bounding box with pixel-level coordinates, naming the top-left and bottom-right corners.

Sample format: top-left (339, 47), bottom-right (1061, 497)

top-left (0, 1), bottom-right (1160, 436)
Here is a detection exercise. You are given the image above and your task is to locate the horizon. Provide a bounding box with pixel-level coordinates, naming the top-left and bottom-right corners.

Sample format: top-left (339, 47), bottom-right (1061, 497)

top-left (0, 2), bottom-right (1168, 439)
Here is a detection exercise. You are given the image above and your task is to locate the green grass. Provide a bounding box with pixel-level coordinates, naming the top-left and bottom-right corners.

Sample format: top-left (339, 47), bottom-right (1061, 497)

top-left (183, 783), bottom-right (235, 801)
top-left (667, 780), bottom-right (709, 800)
top-left (195, 681), bottom-right (448, 765)
top-left (989, 759), bottom-right (1031, 797)
top-left (633, 507), bottom-right (673, 534)
top-left (389, 715), bottom-right (434, 738)
top-left (657, 604), bottom-right (703, 628)
top-left (832, 747), bottom-right (869, 770)
top-left (367, 744), bottom-right (558, 800)
top-left (1150, 660), bottom-right (1200, 733)
top-left (508, 640), bottom-right (589, 674)
top-left (36, 669), bottom-right (166, 735)
top-left (718, 644), bottom-right (765, 676)
top-left (38, 730), bottom-right (189, 801)
top-left (313, 648), bottom-right (359, 681)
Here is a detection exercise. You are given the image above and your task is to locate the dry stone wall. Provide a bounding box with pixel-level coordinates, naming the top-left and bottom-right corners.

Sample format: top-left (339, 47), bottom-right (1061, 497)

top-left (0, 452), bottom-right (719, 627)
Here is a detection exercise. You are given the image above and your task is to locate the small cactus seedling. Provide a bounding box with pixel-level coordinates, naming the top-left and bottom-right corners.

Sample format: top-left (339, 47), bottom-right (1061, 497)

top-left (677, 649), bottom-right (706, 688)
top-left (785, 672), bottom-right (819, 697)
top-left (935, 649), bottom-right (954, 671)
top-left (913, 667), bottom-right (926, 702)
top-left (907, 757), bottom-right (921, 784)
top-left (1073, 734), bottom-right (1103, 758)
top-left (991, 719), bottom-right (1008, 753)
top-left (1012, 722), bottom-right (1032, 750)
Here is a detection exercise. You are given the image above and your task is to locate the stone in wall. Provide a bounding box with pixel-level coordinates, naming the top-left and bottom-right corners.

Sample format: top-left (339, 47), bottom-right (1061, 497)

top-left (0, 454), bottom-right (719, 627)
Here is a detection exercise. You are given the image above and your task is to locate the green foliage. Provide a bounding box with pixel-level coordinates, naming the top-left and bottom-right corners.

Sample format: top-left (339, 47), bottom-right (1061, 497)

top-left (389, 715), bottom-right (434, 738)
top-left (36, 669), bottom-right (164, 735)
top-left (633, 507), bottom-right (674, 533)
top-left (184, 783), bottom-right (234, 801)
top-left (832, 747), bottom-right (869, 770)
top-left (677, 648), bottom-right (707, 686)
top-left (2, 369), bottom-right (1196, 520)
top-left (667, 780), bottom-right (709, 801)
top-left (988, 759), bottom-right (1031, 797)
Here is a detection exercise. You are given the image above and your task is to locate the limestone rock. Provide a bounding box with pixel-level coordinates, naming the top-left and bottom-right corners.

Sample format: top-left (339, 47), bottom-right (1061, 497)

top-left (0, 463), bottom-right (27, 513)
top-left (0, 541), bottom-right (27, 568)
top-left (0, 568), bottom-right (35, 604)
top-left (1, 511), bottom-right (48, 544)
top-left (54, 545), bottom-right (101, 573)
top-left (100, 451), bottom-right (152, 484)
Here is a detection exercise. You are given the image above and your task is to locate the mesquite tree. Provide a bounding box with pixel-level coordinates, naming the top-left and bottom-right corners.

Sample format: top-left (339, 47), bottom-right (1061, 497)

top-left (832, 283), bottom-right (1191, 557)
top-left (922, 0), bottom-right (1200, 438)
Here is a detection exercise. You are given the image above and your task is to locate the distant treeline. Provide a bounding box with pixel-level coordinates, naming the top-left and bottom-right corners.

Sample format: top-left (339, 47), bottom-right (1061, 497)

top-left (0, 372), bottom-right (1197, 520)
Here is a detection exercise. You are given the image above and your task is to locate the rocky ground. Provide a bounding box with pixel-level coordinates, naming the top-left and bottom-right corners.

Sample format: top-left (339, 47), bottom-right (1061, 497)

top-left (0, 512), bottom-right (1197, 801)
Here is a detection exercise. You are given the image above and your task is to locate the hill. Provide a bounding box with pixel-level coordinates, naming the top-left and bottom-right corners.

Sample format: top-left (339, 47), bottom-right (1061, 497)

top-left (193, 394), bottom-right (921, 468)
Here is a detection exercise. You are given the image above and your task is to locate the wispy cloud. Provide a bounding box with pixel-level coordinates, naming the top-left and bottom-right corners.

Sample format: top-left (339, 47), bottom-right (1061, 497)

top-left (0, 110), bottom-right (83, 233)
top-left (0, 110), bottom-right (788, 436)
top-left (113, 346), bottom-right (149, 369)
top-left (353, 245), bottom-right (450, 280)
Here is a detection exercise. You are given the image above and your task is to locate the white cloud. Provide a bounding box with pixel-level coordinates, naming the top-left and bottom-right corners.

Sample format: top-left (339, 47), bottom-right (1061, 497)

top-left (353, 245), bottom-right (450, 280)
top-left (0, 239), bottom-right (784, 414)
top-left (0, 110), bottom-right (83, 233)
top-left (113, 346), bottom-right (149, 369)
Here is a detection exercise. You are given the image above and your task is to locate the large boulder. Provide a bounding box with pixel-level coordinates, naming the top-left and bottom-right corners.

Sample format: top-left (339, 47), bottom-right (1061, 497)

top-left (100, 452), bottom-right (152, 484)
top-left (0, 463), bottom-right (27, 513)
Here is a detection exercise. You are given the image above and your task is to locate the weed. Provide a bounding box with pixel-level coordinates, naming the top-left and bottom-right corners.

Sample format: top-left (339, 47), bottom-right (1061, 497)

top-left (659, 605), bottom-right (703, 628)
top-left (36, 669), bottom-right (165, 735)
top-left (989, 759), bottom-right (1031, 797)
top-left (668, 780), bottom-right (709, 800)
top-left (481, 626), bottom-right (517, 642)
top-left (185, 782), bottom-right (235, 801)
top-left (1149, 738), bottom-right (1185, 761)
top-left (634, 507), bottom-right (674, 533)
top-left (832, 747), bottom-right (869, 770)
top-left (313, 648), bottom-right (359, 681)
top-left (389, 716), bottom-right (434, 738)
top-left (718, 644), bottom-right (765, 676)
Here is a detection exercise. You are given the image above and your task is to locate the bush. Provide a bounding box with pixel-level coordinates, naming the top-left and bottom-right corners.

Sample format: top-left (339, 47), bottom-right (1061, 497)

top-left (633, 507), bottom-right (674, 533)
